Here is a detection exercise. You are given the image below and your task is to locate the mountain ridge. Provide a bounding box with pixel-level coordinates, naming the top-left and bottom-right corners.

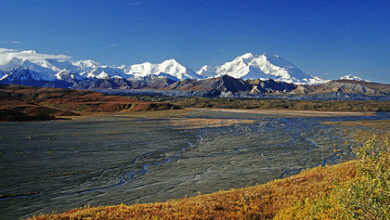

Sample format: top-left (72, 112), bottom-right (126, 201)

top-left (1, 71), bottom-right (389, 100)
top-left (0, 48), bottom-right (327, 85)
top-left (1, 48), bottom-right (389, 100)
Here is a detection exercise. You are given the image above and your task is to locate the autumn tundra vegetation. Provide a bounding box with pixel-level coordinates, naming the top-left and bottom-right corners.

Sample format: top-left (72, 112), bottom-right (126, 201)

top-left (29, 123), bottom-right (389, 220)
top-left (0, 84), bottom-right (177, 121)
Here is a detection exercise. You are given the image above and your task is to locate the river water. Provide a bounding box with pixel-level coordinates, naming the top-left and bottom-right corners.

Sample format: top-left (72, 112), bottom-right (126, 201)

top-left (0, 110), bottom-right (388, 219)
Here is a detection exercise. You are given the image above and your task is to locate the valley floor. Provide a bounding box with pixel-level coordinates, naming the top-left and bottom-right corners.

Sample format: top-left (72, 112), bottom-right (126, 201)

top-left (26, 119), bottom-right (389, 219)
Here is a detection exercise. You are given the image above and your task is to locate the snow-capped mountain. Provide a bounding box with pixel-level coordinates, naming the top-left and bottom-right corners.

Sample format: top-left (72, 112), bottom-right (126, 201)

top-left (0, 48), bottom-right (201, 82)
top-left (122, 59), bottom-right (202, 80)
top-left (0, 48), bottom-right (70, 81)
top-left (340, 74), bottom-right (368, 82)
top-left (197, 53), bottom-right (327, 84)
top-left (197, 65), bottom-right (218, 78)
top-left (0, 48), bottom-right (328, 86)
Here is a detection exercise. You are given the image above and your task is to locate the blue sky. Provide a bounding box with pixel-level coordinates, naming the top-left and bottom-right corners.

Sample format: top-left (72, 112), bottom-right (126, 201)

top-left (1, 0), bottom-right (389, 82)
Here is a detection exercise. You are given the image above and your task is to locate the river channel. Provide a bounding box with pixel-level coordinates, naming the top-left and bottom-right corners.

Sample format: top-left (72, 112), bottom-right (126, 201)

top-left (1, 109), bottom-right (388, 219)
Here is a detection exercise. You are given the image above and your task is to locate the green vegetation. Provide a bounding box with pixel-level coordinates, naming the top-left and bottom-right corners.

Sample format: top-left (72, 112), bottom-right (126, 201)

top-left (276, 132), bottom-right (390, 219)
top-left (342, 135), bottom-right (389, 219)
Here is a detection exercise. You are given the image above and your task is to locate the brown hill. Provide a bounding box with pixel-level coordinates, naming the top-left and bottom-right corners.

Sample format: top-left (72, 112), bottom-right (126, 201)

top-left (0, 84), bottom-right (177, 121)
top-left (301, 79), bottom-right (390, 95)
top-left (168, 75), bottom-right (250, 93)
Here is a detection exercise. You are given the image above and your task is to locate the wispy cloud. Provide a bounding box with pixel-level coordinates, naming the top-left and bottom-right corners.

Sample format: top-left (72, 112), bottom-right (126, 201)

top-left (109, 43), bottom-right (119, 48)
top-left (10, 40), bottom-right (22, 44)
top-left (127, 1), bottom-right (142, 7)
top-left (0, 40), bottom-right (22, 44)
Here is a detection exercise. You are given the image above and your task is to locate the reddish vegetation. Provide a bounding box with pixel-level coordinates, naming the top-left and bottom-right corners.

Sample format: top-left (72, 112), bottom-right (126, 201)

top-left (0, 84), bottom-right (177, 121)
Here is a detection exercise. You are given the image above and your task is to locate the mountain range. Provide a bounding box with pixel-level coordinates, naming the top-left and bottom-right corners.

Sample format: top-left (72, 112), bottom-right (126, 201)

top-left (0, 48), bottom-right (328, 84)
top-left (1, 48), bottom-right (388, 100)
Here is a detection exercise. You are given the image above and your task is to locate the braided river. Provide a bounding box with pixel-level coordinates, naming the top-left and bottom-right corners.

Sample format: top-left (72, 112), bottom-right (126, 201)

top-left (1, 109), bottom-right (389, 219)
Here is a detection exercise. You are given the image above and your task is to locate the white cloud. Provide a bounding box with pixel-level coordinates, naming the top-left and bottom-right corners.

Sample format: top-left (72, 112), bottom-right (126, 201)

top-left (0, 48), bottom-right (18, 53)
top-left (0, 48), bottom-right (71, 66)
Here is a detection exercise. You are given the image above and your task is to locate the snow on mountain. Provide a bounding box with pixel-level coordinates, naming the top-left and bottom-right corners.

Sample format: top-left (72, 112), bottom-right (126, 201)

top-left (72, 59), bottom-right (99, 69)
top-left (0, 48), bottom-right (201, 82)
top-left (55, 69), bottom-right (81, 81)
top-left (123, 59), bottom-right (201, 80)
top-left (0, 48), bottom-right (328, 85)
top-left (198, 53), bottom-right (327, 84)
top-left (89, 66), bottom-right (131, 79)
top-left (1, 68), bottom-right (52, 82)
top-left (340, 74), bottom-right (368, 82)
top-left (0, 49), bottom-right (135, 81)
top-left (197, 65), bottom-right (218, 78)
top-left (0, 48), bottom-right (72, 81)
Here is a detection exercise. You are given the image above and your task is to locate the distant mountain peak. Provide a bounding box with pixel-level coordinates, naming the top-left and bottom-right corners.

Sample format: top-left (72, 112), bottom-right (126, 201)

top-left (73, 59), bottom-right (99, 67)
top-left (198, 52), bottom-right (327, 84)
top-left (340, 74), bottom-right (368, 82)
top-left (197, 65), bottom-right (217, 78)
top-left (122, 58), bottom-right (201, 81)
top-left (161, 58), bottom-right (180, 64)
top-left (240, 52), bottom-right (254, 59)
